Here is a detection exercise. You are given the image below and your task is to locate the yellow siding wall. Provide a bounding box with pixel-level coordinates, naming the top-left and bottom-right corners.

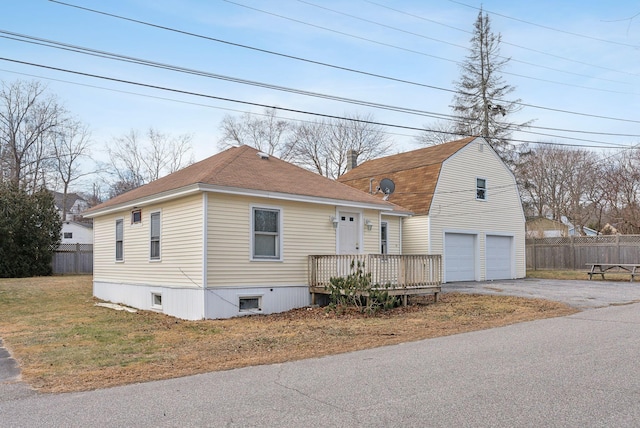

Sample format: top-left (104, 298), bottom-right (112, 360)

top-left (207, 194), bottom-right (338, 287)
top-left (93, 194), bottom-right (203, 287)
top-left (402, 216), bottom-right (430, 254)
top-left (381, 215), bottom-right (402, 255)
top-left (429, 141), bottom-right (526, 278)
top-left (362, 209), bottom-right (382, 254)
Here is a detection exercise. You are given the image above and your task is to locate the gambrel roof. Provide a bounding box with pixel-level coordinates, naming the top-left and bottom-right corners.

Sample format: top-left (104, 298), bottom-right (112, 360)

top-left (86, 145), bottom-right (402, 216)
top-left (338, 137), bottom-right (477, 215)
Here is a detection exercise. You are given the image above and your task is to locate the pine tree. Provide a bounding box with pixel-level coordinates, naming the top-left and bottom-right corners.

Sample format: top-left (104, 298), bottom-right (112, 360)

top-left (0, 184), bottom-right (61, 277)
top-left (450, 9), bottom-right (531, 163)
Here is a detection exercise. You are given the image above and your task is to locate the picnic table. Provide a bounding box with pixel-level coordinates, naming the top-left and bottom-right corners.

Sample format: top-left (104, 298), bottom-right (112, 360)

top-left (586, 263), bottom-right (640, 282)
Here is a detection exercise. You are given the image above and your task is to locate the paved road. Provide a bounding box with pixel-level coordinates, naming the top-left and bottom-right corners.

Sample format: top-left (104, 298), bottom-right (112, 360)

top-left (2, 280), bottom-right (640, 427)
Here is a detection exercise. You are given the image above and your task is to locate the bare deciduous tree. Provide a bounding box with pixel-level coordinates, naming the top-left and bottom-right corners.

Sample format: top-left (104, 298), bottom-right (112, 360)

top-left (413, 120), bottom-right (462, 147)
top-left (218, 108), bottom-right (292, 160)
top-left (107, 128), bottom-right (194, 197)
top-left (286, 113), bottom-right (392, 179)
top-left (516, 145), bottom-right (602, 235)
top-left (52, 120), bottom-right (92, 219)
top-left (0, 80), bottom-right (67, 191)
top-left (600, 149), bottom-right (640, 234)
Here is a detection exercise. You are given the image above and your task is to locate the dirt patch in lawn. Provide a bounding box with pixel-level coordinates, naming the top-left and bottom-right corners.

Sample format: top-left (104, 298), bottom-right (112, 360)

top-left (0, 276), bottom-right (577, 393)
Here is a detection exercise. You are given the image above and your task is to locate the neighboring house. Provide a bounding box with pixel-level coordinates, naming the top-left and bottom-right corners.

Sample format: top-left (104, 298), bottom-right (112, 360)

top-left (526, 217), bottom-right (568, 238)
top-left (568, 225), bottom-right (598, 237)
top-left (52, 191), bottom-right (89, 221)
top-left (60, 221), bottom-right (94, 245)
top-left (338, 137), bottom-right (526, 282)
top-left (83, 145), bottom-right (408, 320)
top-left (52, 191), bottom-right (93, 244)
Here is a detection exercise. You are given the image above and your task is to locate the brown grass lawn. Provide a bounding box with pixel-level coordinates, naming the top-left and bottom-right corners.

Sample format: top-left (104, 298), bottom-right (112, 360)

top-left (0, 275), bottom-right (577, 393)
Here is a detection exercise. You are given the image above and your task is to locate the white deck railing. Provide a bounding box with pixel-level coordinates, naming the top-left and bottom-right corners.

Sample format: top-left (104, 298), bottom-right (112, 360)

top-left (308, 254), bottom-right (442, 289)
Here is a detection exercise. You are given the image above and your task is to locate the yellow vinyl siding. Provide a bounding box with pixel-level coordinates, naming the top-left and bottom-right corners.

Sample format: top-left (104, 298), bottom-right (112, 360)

top-left (362, 209), bottom-right (381, 254)
top-left (428, 141), bottom-right (525, 278)
top-left (207, 194), bottom-right (337, 287)
top-left (402, 216), bottom-right (430, 254)
top-left (93, 194), bottom-right (203, 287)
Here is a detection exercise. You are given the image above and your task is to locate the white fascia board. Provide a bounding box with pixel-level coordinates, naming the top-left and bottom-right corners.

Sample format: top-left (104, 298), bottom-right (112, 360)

top-left (381, 211), bottom-right (413, 218)
top-left (83, 184), bottom-right (201, 218)
top-left (198, 184), bottom-right (394, 212)
top-left (85, 183), bottom-right (397, 218)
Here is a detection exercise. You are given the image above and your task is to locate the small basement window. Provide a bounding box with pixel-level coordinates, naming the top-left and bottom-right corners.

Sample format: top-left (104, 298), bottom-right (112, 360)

top-left (239, 296), bottom-right (262, 312)
top-left (151, 293), bottom-right (162, 309)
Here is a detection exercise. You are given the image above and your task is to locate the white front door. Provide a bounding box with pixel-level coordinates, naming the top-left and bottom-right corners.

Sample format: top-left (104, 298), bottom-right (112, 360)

top-left (338, 212), bottom-right (360, 254)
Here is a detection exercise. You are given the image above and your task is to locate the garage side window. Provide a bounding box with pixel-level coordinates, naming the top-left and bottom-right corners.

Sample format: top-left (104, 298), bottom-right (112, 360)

top-left (115, 219), bottom-right (124, 261)
top-left (252, 207), bottom-right (281, 260)
top-left (476, 178), bottom-right (487, 201)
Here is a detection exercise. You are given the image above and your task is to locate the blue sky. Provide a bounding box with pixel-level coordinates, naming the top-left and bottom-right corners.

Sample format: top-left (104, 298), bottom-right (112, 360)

top-left (1, 0), bottom-right (639, 189)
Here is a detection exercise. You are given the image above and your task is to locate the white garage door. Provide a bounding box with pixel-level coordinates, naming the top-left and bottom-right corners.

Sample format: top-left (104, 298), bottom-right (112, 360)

top-left (444, 233), bottom-right (476, 282)
top-left (486, 235), bottom-right (513, 280)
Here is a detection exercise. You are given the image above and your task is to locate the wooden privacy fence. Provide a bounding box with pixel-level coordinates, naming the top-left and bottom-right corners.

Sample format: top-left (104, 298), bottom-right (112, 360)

top-left (526, 235), bottom-right (640, 270)
top-left (52, 243), bottom-right (93, 274)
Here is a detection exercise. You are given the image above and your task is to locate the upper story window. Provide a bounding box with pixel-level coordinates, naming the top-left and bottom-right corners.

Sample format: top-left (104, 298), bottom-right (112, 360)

top-left (476, 178), bottom-right (487, 201)
top-left (252, 207), bottom-right (281, 260)
top-left (150, 212), bottom-right (161, 260)
top-left (115, 219), bottom-right (124, 261)
top-left (131, 209), bottom-right (142, 224)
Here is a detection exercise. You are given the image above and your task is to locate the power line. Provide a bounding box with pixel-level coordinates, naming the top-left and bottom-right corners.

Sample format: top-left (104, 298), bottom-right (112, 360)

top-left (449, 0), bottom-right (640, 49)
top-left (366, 0), bottom-right (640, 79)
top-left (47, 1), bottom-right (640, 126)
top-left (221, 0), bottom-right (638, 95)
top-left (298, 0), bottom-right (630, 86)
top-left (0, 56), bottom-right (631, 150)
top-left (7, 29), bottom-right (640, 145)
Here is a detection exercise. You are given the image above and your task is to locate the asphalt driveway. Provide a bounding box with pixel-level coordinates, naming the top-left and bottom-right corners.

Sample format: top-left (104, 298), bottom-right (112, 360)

top-left (444, 277), bottom-right (640, 309)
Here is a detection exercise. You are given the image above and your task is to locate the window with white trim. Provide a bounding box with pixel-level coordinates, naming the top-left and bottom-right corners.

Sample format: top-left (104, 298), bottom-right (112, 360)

top-left (63, 232), bottom-right (73, 239)
top-left (150, 212), bottom-right (161, 260)
top-left (252, 207), bottom-right (281, 260)
top-left (131, 209), bottom-right (142, 224)
top-left (115, 219), bottom-right (124, 261)
top-left (476, 178), bottom-right (487, 200)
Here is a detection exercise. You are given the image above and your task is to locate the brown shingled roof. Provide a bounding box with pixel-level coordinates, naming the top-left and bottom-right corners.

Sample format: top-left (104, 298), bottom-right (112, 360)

top-left (86, 145), bottom-right (397, 215)
top-left (338, 137), bottom-right (477, 215)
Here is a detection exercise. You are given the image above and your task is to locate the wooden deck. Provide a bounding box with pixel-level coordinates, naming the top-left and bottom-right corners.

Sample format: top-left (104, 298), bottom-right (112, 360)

top-left (308, 254), bottom-right (442, 305)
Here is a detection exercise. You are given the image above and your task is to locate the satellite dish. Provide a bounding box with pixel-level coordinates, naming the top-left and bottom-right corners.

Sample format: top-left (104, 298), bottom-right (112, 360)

top-left (379, 178), bottom-right (395, 195)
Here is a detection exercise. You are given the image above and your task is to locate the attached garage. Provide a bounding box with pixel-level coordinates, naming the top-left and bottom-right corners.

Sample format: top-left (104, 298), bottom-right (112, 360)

top-left (444, 233), bottom-right (477, 282)
top-left (486, 235), bottom-right (514, 280)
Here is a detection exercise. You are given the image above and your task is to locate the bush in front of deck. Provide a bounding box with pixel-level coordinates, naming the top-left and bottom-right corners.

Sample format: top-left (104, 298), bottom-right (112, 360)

top-left (327, 260), bottom-right (400, 314)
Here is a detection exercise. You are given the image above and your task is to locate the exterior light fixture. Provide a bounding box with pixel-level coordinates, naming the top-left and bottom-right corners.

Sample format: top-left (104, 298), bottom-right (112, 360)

top-left (365, 219), bottom-right (373, 231)
top-left (330, 216), bottom-right (339, 229)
